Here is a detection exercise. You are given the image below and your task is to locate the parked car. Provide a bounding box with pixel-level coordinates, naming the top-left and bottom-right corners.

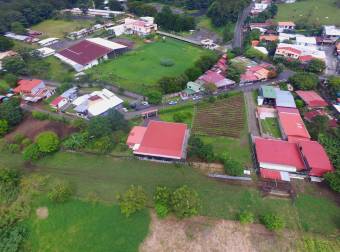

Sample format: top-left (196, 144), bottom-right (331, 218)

top-left (141, 101), bottom-right (149, 106)
top-left (122, 108), bottom-right (128, 112)
top-left (168, 100), bottom-right (177, 105)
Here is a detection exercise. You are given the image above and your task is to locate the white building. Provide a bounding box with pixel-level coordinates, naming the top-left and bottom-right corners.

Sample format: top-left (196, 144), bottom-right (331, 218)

top-left (36, 47), bottom-right (55, 58)
top-left (62, 8), bottom-right (124, 18)
top-left (323, 25), bottom-right (340, 40)
top-left (296, 36), bottom-right (317, 47)
top-left (277, 21), bottom-right (296, 32)
top-left (275, 43), bottom-right (326, 62)
top-left (38, 38), bottom-right (59, 47)
top-left (124, 17), bottom-right (158, 36)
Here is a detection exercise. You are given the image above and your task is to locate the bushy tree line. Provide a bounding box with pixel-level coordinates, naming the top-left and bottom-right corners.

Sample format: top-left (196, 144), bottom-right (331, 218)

top-left (0, 98), bottom-right (23, 138)
top-left (188, 136), bottom-right (215, 162)
top-left (155, 6), bottom-right (195, 32)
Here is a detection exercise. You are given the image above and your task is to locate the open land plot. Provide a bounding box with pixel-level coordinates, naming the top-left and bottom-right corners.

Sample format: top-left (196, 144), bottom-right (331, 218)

top-left (260, 117), bottom-right (282, 138)
top-left (5, 116), bottom-right (77, 141)
top-left (26, 198), bottom-right (150, 252)
top-left (159, 103), bottom-right (195, 127)
top-left (2, 151), bottom-right (339, 235)
top-left (275, 0), bottom-right (340, 26)
top-left (192, 95), bottom-right (246, 138)
top-left (87, 38), bottom-right (209, 94)
top-left (31, 19), bottom-right (95, 38)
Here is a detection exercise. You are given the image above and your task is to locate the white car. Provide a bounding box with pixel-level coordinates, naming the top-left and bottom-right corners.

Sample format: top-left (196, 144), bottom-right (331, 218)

top-left (141, 101), bottom-right (149, 106)
top-left (122, 108), bottom-right (128, 113)
top-left (168, 101), bottom-right (177, 105)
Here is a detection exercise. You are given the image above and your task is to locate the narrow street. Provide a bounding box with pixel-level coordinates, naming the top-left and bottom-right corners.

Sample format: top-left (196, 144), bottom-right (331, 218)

top-left (244, 91), bottom-right (260, 136)
top-left (232, 3), bottom-right (253, 49)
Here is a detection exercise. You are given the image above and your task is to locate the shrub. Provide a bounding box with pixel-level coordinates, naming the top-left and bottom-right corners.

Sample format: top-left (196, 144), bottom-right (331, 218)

top-left (324, 171), bottom-right (340, 193)
top-left (13, 133), bottom-right (25, 144)
top-left (0, 224), bottom-right (27, 252)
top-left (7, 143), bottom-right (20, 153)
top-left (36, 131), bottom-right (60, 153)
top-left (160, 58), bottom-right (174, 67)
top-left (295, 99), bottom-right (304, 109)
top-left (92, 136), bottom-right (114, 154)
top-left (0, 168), bottom-right (20, 204)
top-left (188, 136), bottom-right (215, 162)
top-left (147, 90), bottom-right (162, 105)
top-left (118, 185), bottom-right (147, 217)
top-left (0, 119), bottom-right (9, 137)
top-left (71, 118), bottom-right (88, 130)
top-left (31, 111), bottom-right (49, 120)
top-left (23, 144), bottom-right (42, 162)
top-left (62, 132), bottom-right (89, 151)
top-left (223, 157), bottom-right (244, 176)
top-left (260, 213), bottom-right (285, 231)
top-left (171, 185), bottom-right (201, 218)
top-left (238, 211), bottom-right (254, 224)
top-left (173, 112), bottom-right (191, 123)
top-left (155, 203), bottom-right (169, 218)
top-left (154, 186), bottom-right (172, 207)
top-left (21, 138), bottom-right (32, 147)
top-left (48, 181), bottom-right (73, 203)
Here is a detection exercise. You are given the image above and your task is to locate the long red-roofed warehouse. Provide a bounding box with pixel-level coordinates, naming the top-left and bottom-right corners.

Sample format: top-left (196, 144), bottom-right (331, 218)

top-left (127, 120), bottom-right (189, 161)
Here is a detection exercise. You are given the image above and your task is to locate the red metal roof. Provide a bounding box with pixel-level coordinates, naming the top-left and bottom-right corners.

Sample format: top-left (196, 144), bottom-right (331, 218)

top-left (303, 110), bottom-right (326, 122)
top-left (198, 70), bottom-right (225, 84)
top-left (14, 79), bottom-right (43, 93)
top-left (126, 126), bottom-right (147, 146)
top-left (260, 168), bottom-right (282, 180)
top-left (296, 91), bottom-right (328, 108)
top-left (255, 138), bottom-right (305, 171)
top-left (58, 40), bottom-right (113, 66)
top-left (299, 55), bottom-right (314, 62)
top-left (298, 141), bottom-right (334, 177)
top-left (277, 108), bottom-right (310, 139)
top-left (278, 46), bottom-right (301, 55)
top-left (134, 121), bottom-right (187, 159)
top-left (50, 96), bottom-right (64, 107)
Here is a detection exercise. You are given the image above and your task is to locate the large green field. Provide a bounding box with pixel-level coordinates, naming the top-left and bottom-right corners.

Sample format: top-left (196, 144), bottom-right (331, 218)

top-left (26, 198), bottom-right (149, 252)
top-left (275, 0), bottom-right (340, 26)
top-left (1, 151), bottom-right (339, 235)
top-left (31, 19), bottom-right (94, 38)
top-left (87, 38), bottom-right (208, 94)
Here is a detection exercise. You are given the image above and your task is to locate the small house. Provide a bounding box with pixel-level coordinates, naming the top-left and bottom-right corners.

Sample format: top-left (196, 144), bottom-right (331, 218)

top-left (277, 21), bottom-right (296, 32)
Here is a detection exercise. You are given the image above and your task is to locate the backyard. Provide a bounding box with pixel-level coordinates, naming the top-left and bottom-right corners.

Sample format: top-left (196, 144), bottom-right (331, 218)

top-left (86, 38), bottom-right (209, 94)
top-left (260, 117), bottom-right (282, 138)
top-left (31, 19), bottom-right (95, 38)
top-left (1, 151), bottom-right (339, 236)
top-left (275, 0), bottom-right (340, 26)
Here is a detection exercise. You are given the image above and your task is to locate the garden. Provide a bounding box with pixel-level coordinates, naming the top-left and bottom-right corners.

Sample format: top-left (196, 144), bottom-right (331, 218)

top-left (86, 38), bottom-right (209, 94)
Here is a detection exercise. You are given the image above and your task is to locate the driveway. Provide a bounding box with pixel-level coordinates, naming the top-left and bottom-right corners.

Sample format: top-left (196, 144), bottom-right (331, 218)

top-left (321, 45), bottom-right (338, 76)
top-left (244, 91), bottom-right (260, 136)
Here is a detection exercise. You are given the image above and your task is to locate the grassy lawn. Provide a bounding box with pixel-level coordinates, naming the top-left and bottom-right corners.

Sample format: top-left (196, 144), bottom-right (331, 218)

top-left (42, 56), bottom-right (74, 82)
top-left (159, 103), bottom-right (195, 127)
top-left (1, 151), bottom-right (339, 235)
top-left (26, 198), bottom-right (150, 252)
top-left (275, 0), bottom-right (340, 26)
top-left (31, 19), bottom-right (94, 38)
top-left (87, 38), bottom-right (208, 94)
top-left (197, 16), bottom-right (224, 37)
top-left (260, 117), bottom-right (282, 138)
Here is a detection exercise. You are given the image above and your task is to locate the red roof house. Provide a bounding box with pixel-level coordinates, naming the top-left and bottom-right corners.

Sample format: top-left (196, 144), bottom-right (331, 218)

top-left (132, 121), bottom-right (188, 160)
top-left (296, 91), bottom-right (328, 108)
top-left (255, 138), bottom-right (305, 172)
top-left (277, 107), bottom-right (310, 140)
top-left (298, 141), bottom-right (334, 177)
top-left (50, 96), bottom-right (68, 109)
top-left (14, 79), bottom-right (44, 94)
top-left (126, 126), bottom-right (147, 148)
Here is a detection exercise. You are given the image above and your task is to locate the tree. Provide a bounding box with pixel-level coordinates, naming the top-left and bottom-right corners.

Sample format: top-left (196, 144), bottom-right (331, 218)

top-left (0, 98), bottom-right (23, 127)
top-left (2, 56), bottom-right (27, 75)
top-left (307, 115), bottom-right (329, 140)
top-left (227, 63), bottom-right (245, 83)
top-left (119, 185), bottom-right (147, 217)
top-left (306, 59), bottom-right (326, 74)
top-left (93, 135), bottom-right (114, 154)
top-left (324, 171), bottom-right (340, 193)
top-left (0, 168), bottom-right (20, 203)
top-left (108, 0), bottom-right (123, 11)
top-left (147, 90), bottom-right (162, 105)
top-left (107, 109), bottom-right (129, 132)
top-left (171, 185), bottom-right (201, 218)
top-left (288, 73), bottom-right (318, 90)
top-left (205, 82), bottom-right (217, 95)
top-left (184, 67), bottom-right (202, 81)
top-left (223, 156), bottom-right (244, 176)
top-left (3, 73), bottom-right (18, 88)
top-left (35, 131), bottom-right (60, 153)
top-left (10, 22), bottom-right (25, 34)
top-left (327, 76), bottom-right (340, 97)
top-left (318, 132), bottom-right (340, 170)
top-left (62, 132), bottom-right (89, 150)
top-left (195, 54), bottom-right (219, 72)
top-left (48, 181), bottom-right (73, 203)
top-left (173, 112), bottom-right (191, 123)
top-left (188, 136), bottom-right (215, 162)
top-left (22, 144), bottom-right (42, 161)
top-left (88, 116), bottom-right (112, 138)
top-left (0, 36), bottom-right (14, 52)
top-left (295, 99), bottom-right (304, 109)
top-left (222, 23), bottom-right (234, 42)
top-left (0, 120), bottom-right (9, 137)
top-left (93, 0), bottom-right (104, 9)
top-left (154, 186), bottom-right (172, 218)
top-left (260, 213), bottom-right (285, 231)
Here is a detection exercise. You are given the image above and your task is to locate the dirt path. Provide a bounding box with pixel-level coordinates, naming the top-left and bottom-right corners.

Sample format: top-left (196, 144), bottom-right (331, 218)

top-left (140, 212), bottom-right (297, 252)
top-left (244, 92), bottom-right (260, 136)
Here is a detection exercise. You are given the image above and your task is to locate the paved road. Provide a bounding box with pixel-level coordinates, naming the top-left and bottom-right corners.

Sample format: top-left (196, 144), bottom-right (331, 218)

top-left (232, 3), bottom-right (253, 49)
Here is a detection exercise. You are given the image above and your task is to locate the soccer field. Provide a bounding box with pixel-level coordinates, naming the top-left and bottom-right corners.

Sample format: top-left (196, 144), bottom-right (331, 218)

top-left (275, 0), bottom-right (340, 26)
top-left (87, 38), bottom-right (209, 94)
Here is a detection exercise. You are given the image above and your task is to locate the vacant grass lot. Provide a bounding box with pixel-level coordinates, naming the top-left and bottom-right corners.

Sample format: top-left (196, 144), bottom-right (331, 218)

top-left (260, 118), bottom-right (281, 138)
top-left (26, 199), bottom-right (150, 252)
top-left (275, 0), bottom-right (340, 26)
top-left (87, 38), bottom-right (208, 94)
top-left (159, 103), bottom-right (195, 127)
top-left (31, 19), bottom-right (94, 38)
top-left (1, 151), bottom-right (339, 235)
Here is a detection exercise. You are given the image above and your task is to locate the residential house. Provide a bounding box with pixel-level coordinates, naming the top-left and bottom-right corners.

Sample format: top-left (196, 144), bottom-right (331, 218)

top-left (55, 38), bottom-right (127, 72)
top-left (296, 36), bottom-right (317, 47)
top-left (182, 81), bottom-right (205, 97)
top-left (124, 17), bottom-right (157, 36)
top-left (296, 90), bottom-right (328, 109)
top-left (323, 25), bottom-right (340, 41)
top-left (127, 120), bottom-right (189, 161)
top-left (38, 38), bottom-right (59, 47)
top-left (198, 70), bottom-right (235, 90)
top-left (72, 89), bottom-right (123, 117)
top-left (275, 43), bottom-right (326, 62)
top-left (275, 89), bottom-right (296, 108)
top-left (36, 47), bottom-right (55, 58)
top-left (50, 96), bottom-right (68, 110)
top-left (277, 21), bottom-right (296, 32)
top-left (14, 79), bottom-right (55, 102)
